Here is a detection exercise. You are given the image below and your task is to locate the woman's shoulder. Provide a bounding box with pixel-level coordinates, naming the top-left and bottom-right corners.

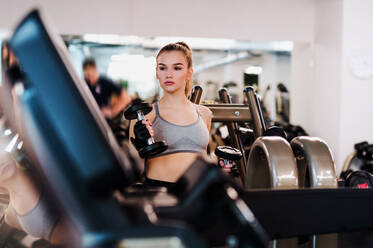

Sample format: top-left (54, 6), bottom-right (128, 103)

top-left (195, 104), bottom-right (212, 131)
top-left (196, 104), bottom-right (212, 119)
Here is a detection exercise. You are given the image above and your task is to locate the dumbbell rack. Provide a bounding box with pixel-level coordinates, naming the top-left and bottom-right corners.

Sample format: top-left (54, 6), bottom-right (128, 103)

top-left (190, 86), bottom-right (264, 184)
top-left (191, 85), bottom-right (339, 247)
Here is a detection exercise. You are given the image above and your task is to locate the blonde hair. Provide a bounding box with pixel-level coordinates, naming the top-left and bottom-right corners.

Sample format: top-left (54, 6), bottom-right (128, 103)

top-left (156, 41), bottom-right (193, 97)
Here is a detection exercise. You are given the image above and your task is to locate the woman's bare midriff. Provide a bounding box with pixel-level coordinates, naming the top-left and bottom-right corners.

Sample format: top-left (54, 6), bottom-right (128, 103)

top-left (146, 152), bottom-right (202, 182)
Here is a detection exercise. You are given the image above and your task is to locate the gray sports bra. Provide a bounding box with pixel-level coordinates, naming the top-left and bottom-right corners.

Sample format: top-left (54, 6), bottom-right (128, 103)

top-left (150, 102), bottom-right (209, 158)
top-left (9, 190), bottom-right (59, 240)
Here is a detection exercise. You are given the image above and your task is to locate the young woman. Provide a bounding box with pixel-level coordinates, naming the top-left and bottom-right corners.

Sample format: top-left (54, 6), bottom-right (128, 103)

top-left (129, 42), bottom-right (232, 192)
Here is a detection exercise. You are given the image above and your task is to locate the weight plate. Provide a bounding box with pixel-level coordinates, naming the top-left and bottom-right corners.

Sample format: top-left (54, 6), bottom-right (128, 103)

top-left (139, 141), bottom-right (168, 158)
top-left (124, 102), bottom-right (152, 120)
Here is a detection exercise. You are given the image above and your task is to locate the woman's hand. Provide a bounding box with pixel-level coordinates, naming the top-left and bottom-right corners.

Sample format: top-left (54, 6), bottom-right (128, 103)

top-left (131, 119), bottom-right (154, 151)
top-left (218, 159), bottom-right (233, 174)
top-left (142, 119), bottom-right (154, 137)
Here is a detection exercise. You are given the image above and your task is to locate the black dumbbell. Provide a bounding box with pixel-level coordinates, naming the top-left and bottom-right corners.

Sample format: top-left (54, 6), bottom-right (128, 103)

top-left (263, 126), bottom-right (287, 139)
top-left (124, 102), bottom-right (167, 158)
top-left (364, 145), bottom-right (373, 161)
top-left (354, 141), bottom-right (369, 159)
top-left (214, 146), bottom-right (242, 176)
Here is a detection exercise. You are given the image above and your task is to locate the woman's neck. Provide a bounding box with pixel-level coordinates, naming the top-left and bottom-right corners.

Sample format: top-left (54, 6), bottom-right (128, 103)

top-left (160, 91), bottom-right (189, 107)
top-left (159, 95), bottom-right (189, 107)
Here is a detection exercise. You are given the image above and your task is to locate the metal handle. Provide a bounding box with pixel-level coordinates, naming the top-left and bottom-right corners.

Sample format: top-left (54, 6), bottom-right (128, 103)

top-left (244, 87), bottom-right (266, 139)
top-left (136, 111), bottom-right (145, 121)
top-left (190, 85), bottom-right (203, 104)
top-left (218, 88), bottom-right (246, 185)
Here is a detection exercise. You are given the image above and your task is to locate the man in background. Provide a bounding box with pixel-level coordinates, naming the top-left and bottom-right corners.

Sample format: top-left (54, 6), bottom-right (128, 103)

top-left (83, 58), bottom-right (131, 121)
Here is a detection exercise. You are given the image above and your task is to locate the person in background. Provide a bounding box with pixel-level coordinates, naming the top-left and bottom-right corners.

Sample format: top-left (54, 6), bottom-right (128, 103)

top-left (83, 58), bottom-right (131, 121)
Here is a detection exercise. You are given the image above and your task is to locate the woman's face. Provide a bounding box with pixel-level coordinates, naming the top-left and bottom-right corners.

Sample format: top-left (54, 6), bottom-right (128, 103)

top-left (156, 51), bottom-right (193, 95)
top-left (0, 150), bottom-right (17, 184)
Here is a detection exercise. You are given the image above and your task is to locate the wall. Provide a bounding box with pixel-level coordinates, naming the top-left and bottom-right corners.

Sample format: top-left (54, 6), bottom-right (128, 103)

top-left (0, 0), bottom-right (314, 42)
top-left (290, 43), bottom-right (314, 131)
top-left (290, 0), bottom-right (373, 172)
top-left (0, 0), bottom-right (131, 35)
top-left (291, 0), bottom-right (343, 169)
top-left (338, 0), bottom-right (373, 169)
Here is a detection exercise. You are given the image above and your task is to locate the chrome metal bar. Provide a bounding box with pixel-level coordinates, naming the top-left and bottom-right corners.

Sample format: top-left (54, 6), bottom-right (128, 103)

top-left (218, 88), bottom-right (246, 185)
top-left (189, 85), bottom-right (203, 104)
top-left (201, 104), bottom-right (252, 122)
top-left (244, 87), bottom-right (265, 139)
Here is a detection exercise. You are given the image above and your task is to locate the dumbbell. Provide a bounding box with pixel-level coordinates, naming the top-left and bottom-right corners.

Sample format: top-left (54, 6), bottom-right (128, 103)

top-left (214, 146), bottom-right (242, 176)
top-left (263, 126), bottom-right (287, 139)
top-left (354, 141), bottom-right (370, 159)
top-left (123, 102), bottom-right (167, 158)
top-left (364, 145), bottom-right (373, 161)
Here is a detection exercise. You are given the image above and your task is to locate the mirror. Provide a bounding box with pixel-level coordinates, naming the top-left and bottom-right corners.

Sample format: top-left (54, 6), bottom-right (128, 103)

top-left (64, 34), bottom-right (292, 123)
